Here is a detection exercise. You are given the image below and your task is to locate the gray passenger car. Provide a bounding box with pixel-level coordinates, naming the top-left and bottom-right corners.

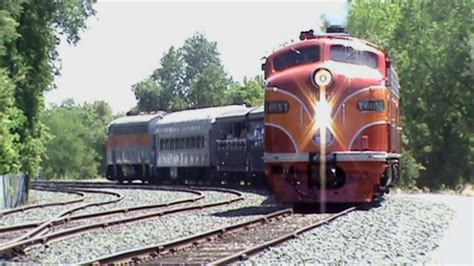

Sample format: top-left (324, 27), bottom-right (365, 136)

top-left (247, 106), bottom-right (265, 179)
top-left (154, 105), bottom-right (248, 184)
top-left (215, 107), bottom-right (253, 183)
top-left (106, 112), bottom-right (165, 182)
top-left (214, 106), bottom-right (265, 186)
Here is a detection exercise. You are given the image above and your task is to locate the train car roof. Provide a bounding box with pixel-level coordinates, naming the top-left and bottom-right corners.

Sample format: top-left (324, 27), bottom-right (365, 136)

top-left (158, 105), bottom-right (248, 126)
top-left (248, 106), bottom-right (264, 119)
top-left (215, 106), bottom-right (253, 122)
top-left (249, 106), bottom-right (264, 114)
top-left (110, 112), bottom-right (165, 126)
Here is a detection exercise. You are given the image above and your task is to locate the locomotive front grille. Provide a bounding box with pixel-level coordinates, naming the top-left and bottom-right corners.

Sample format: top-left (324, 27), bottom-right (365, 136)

top-left (308, 153), bottom-right (345, 189)
top-left (308, 164), bottom-right (346, 189)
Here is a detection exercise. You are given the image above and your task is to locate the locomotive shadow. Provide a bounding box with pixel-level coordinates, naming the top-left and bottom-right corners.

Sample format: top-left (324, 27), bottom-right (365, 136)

top-left (211, 205), bottom-right (291, 217)
top-left (293, 197), bottom-right (386, 214)
top-left (212, 196), bottom-right (386, 217)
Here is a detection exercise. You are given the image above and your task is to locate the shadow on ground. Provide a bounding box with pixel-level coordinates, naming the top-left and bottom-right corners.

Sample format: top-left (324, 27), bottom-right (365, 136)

top-left (212, 205), bottom-right (290, 217)
top-left (212, 195), bottom-right (387, 217)
top-left (291, 197), bottom-right (387, 214)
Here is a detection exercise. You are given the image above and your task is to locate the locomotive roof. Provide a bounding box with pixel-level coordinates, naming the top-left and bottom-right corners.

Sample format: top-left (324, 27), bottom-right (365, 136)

top-left (267, 34), bottom-right (384, 63)
top-left (110, 112), bottom-right (165, 126)
top-left (158, 105), bottom-right (248, 125)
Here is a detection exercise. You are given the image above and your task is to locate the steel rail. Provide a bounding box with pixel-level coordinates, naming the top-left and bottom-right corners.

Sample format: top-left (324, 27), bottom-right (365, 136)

top-left (209, 206), bottom-right (356, 265)
top-left (0, 194), bottom-right (204, 236)
top-left (0, 188), bottom-right (123, 252)
top-left (32, 182), bottom-right (206, 194)
top-left (79, 208), bottom-right (294, 265)
top-left (32, 181), bottom-right (148, 190)
top-left (0, 188), bottom-right (86, 217)
top-left (0, 187), bottom-right (203, 235)
top-left (0, 188), bottom-right (243, 259)
top-left (81, 207), bottom-right (355, 265)
top-left (32, 181), bottom-right (252, 192)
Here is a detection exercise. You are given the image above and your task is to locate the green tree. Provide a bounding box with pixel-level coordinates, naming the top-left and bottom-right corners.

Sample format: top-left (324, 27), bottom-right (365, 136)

top-left (132, 33), bottom-right (231, 111)
top-left (132, 78), bottom-right (165, 112)
top-left (83, 101), bottom-right (113, 175)
top-left (347, 0), bottom-right (473, 188)
top-left (0, 6), bottom-right (22, 174)
top-left (0, 0), bottom-right (96, 177)
top-left (0, 69), bottom-right (23, 174)
top-left (188, 63), bottom-right (230, 107)
top-left (225, 76), bottom-right (265, 107)
top-left (41, 101), bottom-right (97, 179)
top-left (180, 33), bottom-right (222, 88)
top-left (41, 100), bottom-right (113, 179)
top-left (152, 46), bottom-right (185, 106)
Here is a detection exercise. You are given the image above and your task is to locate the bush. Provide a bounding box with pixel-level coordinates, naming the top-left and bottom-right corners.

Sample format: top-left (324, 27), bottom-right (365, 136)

top-left (399, 151), bottom-right (424, 189)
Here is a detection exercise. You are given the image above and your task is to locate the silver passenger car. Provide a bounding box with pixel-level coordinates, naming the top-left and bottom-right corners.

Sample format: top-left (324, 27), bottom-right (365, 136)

top-left (154, 105), bottom-right (248, 181)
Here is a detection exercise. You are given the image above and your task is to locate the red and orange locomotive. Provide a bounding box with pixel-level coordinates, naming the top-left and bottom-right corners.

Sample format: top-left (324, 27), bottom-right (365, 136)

top-left (262, 26), bottom-right (401, 204)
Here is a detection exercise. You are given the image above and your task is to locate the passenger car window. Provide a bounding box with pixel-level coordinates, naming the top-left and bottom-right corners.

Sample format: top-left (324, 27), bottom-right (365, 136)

top-left (330, 44), bottom-right (378, 68)
top-left (171, 138), bottom-right (176, 150)
top-left (185, 137), bottom-right (190, 148)
top-left (197, 137), bottom-right (202, 148)
top-left (274, 46), bottom-right (320, 71)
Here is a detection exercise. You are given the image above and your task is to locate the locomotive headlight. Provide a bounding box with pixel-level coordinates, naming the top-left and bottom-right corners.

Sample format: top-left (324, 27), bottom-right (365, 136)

top-left (313, 68), bottom-right (333, 87)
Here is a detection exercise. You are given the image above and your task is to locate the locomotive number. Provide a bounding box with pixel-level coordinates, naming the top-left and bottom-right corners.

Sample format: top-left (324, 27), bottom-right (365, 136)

top-left (357, 99), bottom-right (385, 112)
top-left (265, 101), bottom-right (290, 114)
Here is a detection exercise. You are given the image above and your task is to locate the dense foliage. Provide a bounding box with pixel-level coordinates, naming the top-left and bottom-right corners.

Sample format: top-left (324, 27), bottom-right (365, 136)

top-left (41, 100), bottom-right (113, 179)
top-left (132, 33), bottom-right (264, 113)
top-left (347, 0), bottom-right (473, 188)
top-left (0, 0), bottom-right (96, 177)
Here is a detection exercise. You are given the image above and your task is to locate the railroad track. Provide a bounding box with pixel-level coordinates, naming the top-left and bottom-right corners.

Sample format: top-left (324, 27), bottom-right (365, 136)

top-left (0, 188), bottom-right (86, 217)
top-left (0, 187), bottom-right (203, 244)
top-left (0, 187), bottom-right (123, 253)
top-left (32, 180), bottom-right (159, 191)
top-left (0, 186), bottom-right (244, 260)
top-left (31, 181), bottom-right (139, 193)
top-left (81, 206), bottom-right (356, 265)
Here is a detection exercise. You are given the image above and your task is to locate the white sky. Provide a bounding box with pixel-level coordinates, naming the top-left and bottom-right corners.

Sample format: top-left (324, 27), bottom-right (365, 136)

top-left (46, 0), bottom-right (348, 113)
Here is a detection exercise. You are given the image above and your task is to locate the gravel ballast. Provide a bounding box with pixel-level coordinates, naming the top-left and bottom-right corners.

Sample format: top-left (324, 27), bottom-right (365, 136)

top-left (18, 190), bottom-right (277, 264)
top-left (245, 194), bottom-right (454, 264)
top-left (7, 192), bottom-right (457, 264)
top-left (71, 188), bottom-right (193, 215)
top-left (28, 189), bottom-right (80, 205)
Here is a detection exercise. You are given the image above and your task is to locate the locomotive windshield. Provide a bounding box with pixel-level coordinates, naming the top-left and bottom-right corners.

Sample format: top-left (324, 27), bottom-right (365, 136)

top-left (273, 46), bottom-right (320, 71)
top-left (330, 44), bottom-right (378, 68)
